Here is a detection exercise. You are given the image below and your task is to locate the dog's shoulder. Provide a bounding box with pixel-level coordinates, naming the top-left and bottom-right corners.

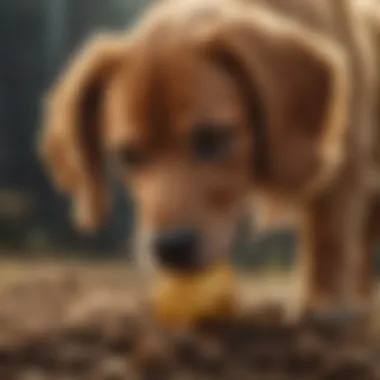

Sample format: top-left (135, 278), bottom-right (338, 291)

top-left (359, 1), bottom-right (380, 172)
top-left (249, 0), bottom-right (380, 40)
top-left (247, 0), bottom-right (333, 35)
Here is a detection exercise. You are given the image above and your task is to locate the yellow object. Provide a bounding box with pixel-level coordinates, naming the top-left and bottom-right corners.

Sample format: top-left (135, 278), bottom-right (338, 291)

top-left (152, 263), bottom-right (237, 329)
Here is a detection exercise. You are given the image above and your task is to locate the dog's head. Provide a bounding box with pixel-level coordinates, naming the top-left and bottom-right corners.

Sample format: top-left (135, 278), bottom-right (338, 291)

top-left (39, 0), bottom-right (348, 272)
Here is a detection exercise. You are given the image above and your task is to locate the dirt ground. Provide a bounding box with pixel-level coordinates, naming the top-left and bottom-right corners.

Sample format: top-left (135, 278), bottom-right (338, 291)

top-left (0, 260), bottom-right (379, 380)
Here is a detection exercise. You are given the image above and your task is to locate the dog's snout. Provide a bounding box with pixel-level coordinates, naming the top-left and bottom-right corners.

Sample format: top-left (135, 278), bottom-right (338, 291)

top-left (153, 228), bottom-right (199, 270)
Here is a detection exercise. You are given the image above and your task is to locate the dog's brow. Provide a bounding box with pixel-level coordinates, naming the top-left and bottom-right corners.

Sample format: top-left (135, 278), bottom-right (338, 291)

top-left (207, 51), bottom-right (270, 182)
top-left (128, 38), bottom-right (175, 146)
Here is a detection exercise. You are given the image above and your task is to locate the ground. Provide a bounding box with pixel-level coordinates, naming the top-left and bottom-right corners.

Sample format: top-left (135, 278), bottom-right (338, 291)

top-left (0, 259), bottom-right (379, 380)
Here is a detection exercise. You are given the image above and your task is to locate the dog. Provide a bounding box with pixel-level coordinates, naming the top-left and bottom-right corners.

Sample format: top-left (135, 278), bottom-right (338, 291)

top-left (38, 0), bottom-right (380, 319)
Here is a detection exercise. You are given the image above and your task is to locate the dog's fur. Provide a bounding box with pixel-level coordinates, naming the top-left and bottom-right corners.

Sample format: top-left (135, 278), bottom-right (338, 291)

top-left (39, 0), bottom-right (380, 315)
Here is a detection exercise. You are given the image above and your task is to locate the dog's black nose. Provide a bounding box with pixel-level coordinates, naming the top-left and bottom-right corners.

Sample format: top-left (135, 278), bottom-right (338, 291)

top-left (153, 228), bottom-right (199, 271)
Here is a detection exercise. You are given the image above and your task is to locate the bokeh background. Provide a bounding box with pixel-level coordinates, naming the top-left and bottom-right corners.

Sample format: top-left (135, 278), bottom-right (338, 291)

top-left (0, 0), bottom-right (315, 269)
top-left (1, 3), bottom-right (380, 379)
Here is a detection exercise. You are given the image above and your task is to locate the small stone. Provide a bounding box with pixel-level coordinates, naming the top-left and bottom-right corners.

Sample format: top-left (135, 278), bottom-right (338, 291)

top-left (104, 313), bottom-right (141, 354)
top-left (323, 348), bottom-right (374, 380)
top-left (251, 348), bottom-right (279, 373)
top-left (285, 331), bottom-right (324, 376)
top-left (56, 342), bottom-right (97, 373)
top-left (171, 332), bottom-right (199, 367)
top-left (0, 365), bottom-right (18, 380)
top-left (194, 337), bottom-right (226, 374)
top-left (249, 302), bottom-right (285, 325)
top-left (20, 336), bottom-right (59, 370)
top-left (133, 333), bottom-right (175, 380)
top-left (61, 323), bottom-right (103, 347)
top-left (98, 357), bottom-right (132, 380)
top-left (19, 369), bottom-right (49, 380)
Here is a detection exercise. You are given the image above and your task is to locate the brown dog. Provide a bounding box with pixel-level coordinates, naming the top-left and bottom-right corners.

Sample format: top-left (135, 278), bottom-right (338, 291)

top-left (38, 0), bottom-right (380, 318)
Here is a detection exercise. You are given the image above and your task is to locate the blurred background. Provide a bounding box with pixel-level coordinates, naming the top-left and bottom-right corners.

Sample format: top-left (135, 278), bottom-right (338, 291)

top-left (0, 3), bottom-right (379, 379)
top-left (0, 0), bottom-right (312, 269)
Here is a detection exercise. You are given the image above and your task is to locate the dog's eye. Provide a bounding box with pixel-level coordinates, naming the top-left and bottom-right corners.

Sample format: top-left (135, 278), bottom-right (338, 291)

top-left (115, 145), bottom-right (147, 170)
top-left (190, 124), bottom-right (233, 162)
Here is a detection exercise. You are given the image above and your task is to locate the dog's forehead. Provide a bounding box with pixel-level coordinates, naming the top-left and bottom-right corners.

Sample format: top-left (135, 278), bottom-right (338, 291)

top-left (134, 0), bottom-right (230, 35)
top-left (106, 27), bottom-right (245, 149)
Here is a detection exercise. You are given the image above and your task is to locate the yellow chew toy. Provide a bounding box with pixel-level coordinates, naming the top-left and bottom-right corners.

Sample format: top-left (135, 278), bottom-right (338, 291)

top-left (152, 263), bottom-right (236, 329)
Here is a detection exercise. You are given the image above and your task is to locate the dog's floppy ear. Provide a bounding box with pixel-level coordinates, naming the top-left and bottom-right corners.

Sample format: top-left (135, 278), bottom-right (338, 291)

top-left (201, 7), bottom-right (349, 197)
top-left (39, 34), bottom-right (126, 231)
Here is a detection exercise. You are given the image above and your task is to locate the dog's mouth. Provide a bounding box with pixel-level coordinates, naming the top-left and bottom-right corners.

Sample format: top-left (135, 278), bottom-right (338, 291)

top-left (162, 264), bottom-right (207, 277)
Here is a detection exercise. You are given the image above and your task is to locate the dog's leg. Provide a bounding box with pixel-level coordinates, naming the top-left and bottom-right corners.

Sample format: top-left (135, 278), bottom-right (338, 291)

top-left (294, 187), bottom-right (373, 325)
top-left (296, 191), bottom-right (344, 314)
top-left (293, 0), bottom-right (378, 325)
top-left (360, 195), bottom-right (380, 299)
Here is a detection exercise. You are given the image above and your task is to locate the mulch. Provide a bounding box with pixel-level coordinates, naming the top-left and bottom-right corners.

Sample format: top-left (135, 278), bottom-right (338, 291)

top-left (0, 271), bottom-right (378, 380)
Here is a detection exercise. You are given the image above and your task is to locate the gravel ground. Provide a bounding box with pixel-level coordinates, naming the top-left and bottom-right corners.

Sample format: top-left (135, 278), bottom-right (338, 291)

top-left (0, 262), bottom-right (378, 380)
